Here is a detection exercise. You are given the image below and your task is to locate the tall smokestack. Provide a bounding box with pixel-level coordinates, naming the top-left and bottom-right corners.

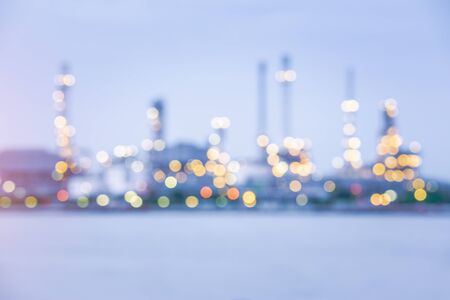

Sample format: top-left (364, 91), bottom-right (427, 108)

top-left (149, 99), bottom-right (164, 142)
top-left (339, 67), bottom-right (362, 172)
top-left (257, 61), bottom-right (268, 136)
top-left (345, 67), bottom-right (355, 100)
top-left (276, 54), bottom-right (296, 138)
top-left (381, 99), bottom-right (397, 135)
top-left (52, 64), bottom-right (78, 175)
top-left (147, 99), bottom-right (165, 173)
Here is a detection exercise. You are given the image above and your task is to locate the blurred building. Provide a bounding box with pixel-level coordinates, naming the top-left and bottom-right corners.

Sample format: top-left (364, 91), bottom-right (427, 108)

top-left (0, 149), bottom-right (60, 202)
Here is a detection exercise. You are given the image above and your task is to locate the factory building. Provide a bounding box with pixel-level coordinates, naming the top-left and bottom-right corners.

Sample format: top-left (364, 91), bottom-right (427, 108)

top-left (0, 149), bottom-right (60, 203)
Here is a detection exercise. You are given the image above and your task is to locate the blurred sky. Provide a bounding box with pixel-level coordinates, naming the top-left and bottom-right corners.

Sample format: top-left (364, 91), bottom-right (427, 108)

top-left (0, 0), bottom-right (449, 180)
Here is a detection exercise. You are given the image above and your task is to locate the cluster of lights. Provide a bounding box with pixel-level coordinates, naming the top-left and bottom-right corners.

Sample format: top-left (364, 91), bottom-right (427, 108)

top-left (333, 99), bottom-right (362, 170)
top-left (97, 145), bottom-right (146, 176)
top-left (141, 138), bottom-right (165, 152)
top-left (409, 178), bottom-right (428, 202)
top-left (257, 134), bottom-right (315, 180)
top-left (206, 117), bottom-right (256, 208)
top-left (146, 104), bottom-right (165, 151)
top-left (124, 191), bottom-right (144, 208)
top-left (275, 69), bottom-right (296, 83)
top-left (210, 117), bottom-right (231, 130)
top-left (256, 134), bottom-right (315, 206)
top-left (370, 189), bottom-right (397, 206)
top-left (372, 99), bottom-right (422, 183)
top-left (368, 99), bottom-right (427, 206)
top-left (65, 107), bottom-right (253, 209)
top-left (134, 115), bottom-right (256, 209)
top-left (0, 178), bottom-right (39, 209)
top-left (151, 117), bottom-right (256, 208)
top-left (40, 71), bottom-right (438, 209)
top-left (152, 159), bottom-right (194, 186)
top-left (86, 103), bottom-right (169, 199)
top-left (52, 70), bottom-right (78, 183)
top-left (69, 188), bottom-right (258, 210)
top-left (113, 145), bottom-right (139, 158)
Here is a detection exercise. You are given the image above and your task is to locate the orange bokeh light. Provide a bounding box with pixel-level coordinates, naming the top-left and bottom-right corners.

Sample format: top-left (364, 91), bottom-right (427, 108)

top-left (57, 189), bottom-right (69, 202)
top-left (200, 186), bottom-right (213, 199)
top-left (226, 187), bottom-right (240, 200)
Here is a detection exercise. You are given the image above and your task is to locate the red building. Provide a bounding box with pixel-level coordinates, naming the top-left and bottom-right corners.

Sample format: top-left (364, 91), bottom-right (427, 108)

top-left (0, 149), bottom-right (60, 204)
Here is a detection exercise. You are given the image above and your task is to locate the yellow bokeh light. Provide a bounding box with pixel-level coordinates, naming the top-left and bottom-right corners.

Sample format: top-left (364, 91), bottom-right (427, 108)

top-left (380, 194), bottom-right (390, 206)
top-left (0, 196), bottom-right (12, 208)
top-left (211, 117), bottom-right (230, 129)
top-left (403, 168), bottom-right (415, 180)
top-left (54, 116), bottom-right (67, 128)
top-left (205, 160), bottom-right (216, 172)
top-left (343, 149), bottom-right (361, 162)
top-left (341, 99), bottom-right (359, 113)
top-left (24, 196), bottom-right (38, 208)
top-left (267, 154), bottom-right (280, 166)
top-left (242, 191), bottom-right (256, 208)
top-left (130, 195), bottom-right (143, 208)
top-left (213, 164), bottom-right (227, 177)
top-left (348, 137), bottom-right (361, 149)
top-left (185, 196), bottom-right (199, 208)
top-left (397, 154), bottom-right (409, 167)
top-left (62, 74), bottom-right (76, 86)
top-left (272, 162), bottom-right (288, 177)
top-left (213, 177), bottom-right (226, 188)
top-left (165, 176), bottom-right (177, 189)
top-left (408, 154), bottom-right (421, 167)
top-left (266, 143), bottom-right (279, 155)
top-left (412, 178), bottom-right (425, 190)
top-left (414, 189), bottom-right (427, 201)
top-left (370, 193), bottom-right (381, 206)
top-left (256, 134), bottom-right (269, 147)
top-left (372, 163), bottom-right (386, 176)
top-left (384, 156), bottom-right (397, 169)
top-left (124, 191), bottom-right (137, 202)
top-left (289, 180), bottom-right (302, 192)
top-left (96, 194), bottom-right (110, 207)
top-left (55, 161), bottom-right (68, 174)
top-left (169, 160), bottom-right (182, 172)
top-left (207, 147), bottom-right (220, 160)
top-left (384, 190), bottom-right (397, 202)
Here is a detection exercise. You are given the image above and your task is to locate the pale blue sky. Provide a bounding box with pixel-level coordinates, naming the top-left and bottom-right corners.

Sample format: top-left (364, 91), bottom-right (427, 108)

top-left (0, 0), bottom-right (449, 180)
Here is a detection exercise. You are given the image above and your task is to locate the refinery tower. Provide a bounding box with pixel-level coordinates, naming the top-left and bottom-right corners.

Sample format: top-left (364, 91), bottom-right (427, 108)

top-left (276, 55), bottom-right (296, 138)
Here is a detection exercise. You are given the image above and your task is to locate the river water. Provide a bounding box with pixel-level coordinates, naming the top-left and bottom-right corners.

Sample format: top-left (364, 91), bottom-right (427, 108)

top-left (0, 212), bottom-right (449, 300)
